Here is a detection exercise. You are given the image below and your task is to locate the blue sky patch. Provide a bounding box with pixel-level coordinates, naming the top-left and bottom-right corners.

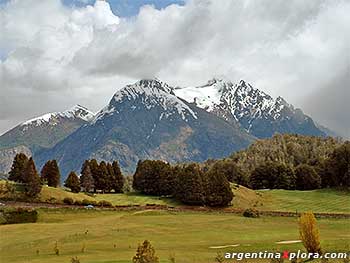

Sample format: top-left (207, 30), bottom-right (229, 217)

top-left (62, 0), bottom-right (185, 17)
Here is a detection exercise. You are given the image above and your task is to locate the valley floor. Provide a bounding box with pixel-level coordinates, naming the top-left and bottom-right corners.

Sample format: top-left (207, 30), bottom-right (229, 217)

top-left (0, 209), bottom-right (349, 263)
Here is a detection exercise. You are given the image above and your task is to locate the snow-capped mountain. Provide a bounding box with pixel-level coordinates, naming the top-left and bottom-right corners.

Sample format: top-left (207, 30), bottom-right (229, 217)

top-left (21, 105), bottom-right (94, 128)
top-left (1, 78), bottom-right (332, 176)
top-left (0, 105), bottom-right (95, 155)
top-left (36, 79), bottom-right (253, 177)
top-left (175, 79), bottom-right (326, 138)
top-left (92, 79), bottom-right (197, 125)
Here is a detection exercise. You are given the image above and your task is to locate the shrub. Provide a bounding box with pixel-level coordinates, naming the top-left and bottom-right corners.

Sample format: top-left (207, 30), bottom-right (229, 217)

top-left (46, 197), bottom-right (59, 204)
top-left (299, 212), bottom-right (322, 254)
top-left (74, 200), bottom-right (83, 206)
top-left (81, 199), bottom-right (97, 206)
top-left (0, 208), bottom-right (38, 224)
top-left (132, 240), bottom-right (159, 263)
top-left (71, 257), bottom-right (80, 263)
top-left (98, 200), bottom-right (113, 207)
top-left (243, 208), bottom-right (259, 218)
top-left (63, 197), bottom-right (74, 205)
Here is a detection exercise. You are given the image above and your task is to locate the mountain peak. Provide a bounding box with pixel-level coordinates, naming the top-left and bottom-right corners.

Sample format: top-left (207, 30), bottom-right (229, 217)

top-left (21, 105), bottom-right (95, 127)
top-left (93, 79), bottom-right (198, 125)
top-left (175, 78), bottom-right (325, 138)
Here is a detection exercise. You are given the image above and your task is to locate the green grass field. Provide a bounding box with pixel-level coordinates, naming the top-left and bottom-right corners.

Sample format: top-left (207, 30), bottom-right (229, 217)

top-left (258, 189), bottom-right (350, 213)
top-left (0, 209), bottom-right (349, 263)
top-left (2, 180), bottom-right (349, 214)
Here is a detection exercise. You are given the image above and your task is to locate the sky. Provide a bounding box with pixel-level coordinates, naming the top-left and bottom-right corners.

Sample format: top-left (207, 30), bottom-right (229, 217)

top-left (0, 0), bottom-right (349, 138)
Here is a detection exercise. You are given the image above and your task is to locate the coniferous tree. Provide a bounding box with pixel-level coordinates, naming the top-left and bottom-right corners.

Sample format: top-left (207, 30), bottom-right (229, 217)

top-left (203, 166), bottom-right (234, 207)
top-left (41, 160), bottom-right (60, 187)
top-left (65, 171), bottom-right (80, 193)
top-left (23, 158), bottom-right (42, 198)
top-left (175, 164), bottom-right (204, 205)
top-left (80, 161), bottom-right (95, 192)
top-left (8, 153), bottom-right (29, 183)
top-left (112, 161), bottom-right (124, 193)
top-left (133, 160), bottom-right (144, 191)
top-left (106, 163), bottom-right (115, 192)
top-left (133, 160), bottom-right (174, 196)
top-left (98, 161), bottom-right (109, 193)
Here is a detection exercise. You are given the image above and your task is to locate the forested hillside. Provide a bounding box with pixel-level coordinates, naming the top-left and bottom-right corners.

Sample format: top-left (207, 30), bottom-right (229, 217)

top-left (204, 134), bottom-right (349, 189)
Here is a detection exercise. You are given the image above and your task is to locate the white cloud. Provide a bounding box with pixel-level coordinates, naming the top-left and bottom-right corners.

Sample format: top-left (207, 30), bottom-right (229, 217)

top-left (0, 0), bottom-right (349, 137)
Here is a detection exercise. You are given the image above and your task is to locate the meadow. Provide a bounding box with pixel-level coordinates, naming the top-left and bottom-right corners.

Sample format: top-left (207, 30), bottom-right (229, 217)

top-left (0, 209), bottom-right (349, 263)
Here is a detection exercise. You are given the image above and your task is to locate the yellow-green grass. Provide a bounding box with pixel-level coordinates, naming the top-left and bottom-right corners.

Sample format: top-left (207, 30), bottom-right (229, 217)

top-left (40, 186), bottom-right (95, 203)
top-left (0, 180), bottom-right (95, 204)
top-left (0, 209), bottom-right (349, 263)
top-left (94, 192), bottom-right (180, 206)
top-left (258, 189), bottom-right (350, 213)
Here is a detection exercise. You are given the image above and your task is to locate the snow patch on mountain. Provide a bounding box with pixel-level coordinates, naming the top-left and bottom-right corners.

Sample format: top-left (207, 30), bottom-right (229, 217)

top-left (21, 105), bottom-right (95, 127)
top-left (175, 78), bottom-right (291, 123)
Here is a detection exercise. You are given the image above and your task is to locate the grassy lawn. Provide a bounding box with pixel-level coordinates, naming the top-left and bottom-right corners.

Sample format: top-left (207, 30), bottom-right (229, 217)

top-left (0, 209), bottom-right (349, 263)
top-left (258, 189), bottom-right (350, 213)
top-left (95, 192), bottom-right (180, 206)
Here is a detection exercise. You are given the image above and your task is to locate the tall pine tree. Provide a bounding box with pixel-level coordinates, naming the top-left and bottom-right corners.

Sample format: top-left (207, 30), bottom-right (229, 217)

top-left (112, 161), bottom-right (124, 193)
top-left (23, 158), bottom-right (42, 198)
top-left (203, 166), bottom-right (234, 207)
top-left (8, 153), bottom-right (29, 183)
top-left (64, 171), bottom-right (80, 193)
top-left (41, 160), bottom-right (61, 187)
top-left (80, 161), bottom-right (95, 192)
top-left (175, 164), bottom-right (204, 205)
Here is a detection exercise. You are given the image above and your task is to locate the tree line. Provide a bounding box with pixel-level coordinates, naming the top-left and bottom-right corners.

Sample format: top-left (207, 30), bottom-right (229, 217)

top-left (133, 160), bottom-right (233, 207)
top-left (8, 154), bottom-right (124, 197)
top-left (204, 135), bottom-right (349, 190)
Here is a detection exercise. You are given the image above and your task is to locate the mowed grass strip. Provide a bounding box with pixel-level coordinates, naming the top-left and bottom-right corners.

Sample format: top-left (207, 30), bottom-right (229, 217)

top-left (258, 189), bottom-right (350, 213)
top-left (0, 209), bottom-right (349, 263)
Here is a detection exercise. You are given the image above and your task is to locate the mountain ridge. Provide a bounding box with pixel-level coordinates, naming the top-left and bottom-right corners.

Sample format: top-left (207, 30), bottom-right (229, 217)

top-left (35, 79), bottom-right (254, 177)
top-left (175, 78), bottom-right (327, 138)
top-left (0, 78), bottom-right (336, 176)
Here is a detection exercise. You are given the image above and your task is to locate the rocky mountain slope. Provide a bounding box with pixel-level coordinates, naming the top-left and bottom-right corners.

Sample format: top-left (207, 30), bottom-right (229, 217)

top-left (175, 79), bottom-right (326, 138)
top-left (36, 79), bottom-right (254, 176)
top-left (0, 105), bottom-right (94, 173)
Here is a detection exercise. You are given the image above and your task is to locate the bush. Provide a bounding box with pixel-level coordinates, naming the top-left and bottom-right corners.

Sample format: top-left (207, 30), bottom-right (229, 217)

top-left (133, 240), bottom-right (159, 263)
top-left (243, 208), bottom-right (259, 218)
top-left (0, 208), bottom-right (38, 224)
top-left (63, 197), bottom-right (74, 205)
top-left (98, 200), bottom-right (113, 207)
top-left (81, 199), bottom-right (94, 206)
top-left (46, 197), bottom-right (59, 204)
top-left (299, 212), bottom-right (322, 254)
top-left (74, 200), bottom-right (82, 206)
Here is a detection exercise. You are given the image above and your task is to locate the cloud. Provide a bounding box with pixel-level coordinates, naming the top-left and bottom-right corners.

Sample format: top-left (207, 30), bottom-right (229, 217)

top-left (0, 0), bottom-right (349, 137)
